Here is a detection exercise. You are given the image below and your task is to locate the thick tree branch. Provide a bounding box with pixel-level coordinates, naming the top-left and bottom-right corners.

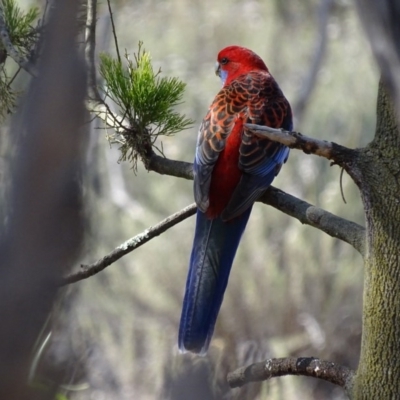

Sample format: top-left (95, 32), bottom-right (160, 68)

top-left (147, 153), bottom-right (194, 180)
top-left (62, 203), bottom-right (197, 285)
top-left (65, 150), bottom-right (365, 285)
top-left (259, 187), bottom-right (365, 256)
top-left (245, 124), bottom-right (358, 167)
top-left (146, 155), bottom-right (366, 256)
top-left (227, 357), bottom-right (355, 394)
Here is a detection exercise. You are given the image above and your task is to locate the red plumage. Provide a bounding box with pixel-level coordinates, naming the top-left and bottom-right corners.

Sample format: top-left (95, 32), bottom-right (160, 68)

top-left (217, 46), bottom-right (269, 85)
top-left (207, 117), bottom-right (243, 218)
top-left (179, 46), bottom-right (292, 353)
top-left (194, 46), bottom-right (291, 221)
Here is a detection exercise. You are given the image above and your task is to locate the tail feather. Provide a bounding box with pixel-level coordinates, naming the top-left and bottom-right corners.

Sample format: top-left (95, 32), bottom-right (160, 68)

top-left (179, 208), bottom-right (252, 354)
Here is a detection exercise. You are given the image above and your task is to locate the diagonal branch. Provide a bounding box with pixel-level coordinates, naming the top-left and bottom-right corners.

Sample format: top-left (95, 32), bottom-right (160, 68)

top-left (147, 155), bottom-right (366, 256)
top-left (227, 357), bottom-right (355, 395)
top-left (64, 153), bottom-right (365, 285)
top-left (259, 187), bottom-right (365, 256)
top-left (61, 203), bottom-right (197, 285)
top-left (245, 124), bottom-right (358, 167)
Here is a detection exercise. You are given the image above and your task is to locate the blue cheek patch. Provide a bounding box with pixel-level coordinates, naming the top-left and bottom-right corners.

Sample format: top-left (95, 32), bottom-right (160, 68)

top-left (220, 70), bottom-right (228, 85)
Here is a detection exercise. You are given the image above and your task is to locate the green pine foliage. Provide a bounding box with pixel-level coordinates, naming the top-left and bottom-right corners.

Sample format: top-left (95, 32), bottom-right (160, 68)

top-left (2, 0), bottom-right (39, 55)
top-left (99, 43), bottom-right (193, 170)
top-left (0, 0), bottom-right (39, 120)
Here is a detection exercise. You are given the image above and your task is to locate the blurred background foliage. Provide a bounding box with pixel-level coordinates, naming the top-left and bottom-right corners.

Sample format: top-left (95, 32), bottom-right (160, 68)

top-left (2, 0), bottom-right (378, 399)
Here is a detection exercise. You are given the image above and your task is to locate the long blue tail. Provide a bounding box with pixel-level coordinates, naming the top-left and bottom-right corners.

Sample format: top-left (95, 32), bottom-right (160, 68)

top-left (178, 207), bottom-right (252, 354)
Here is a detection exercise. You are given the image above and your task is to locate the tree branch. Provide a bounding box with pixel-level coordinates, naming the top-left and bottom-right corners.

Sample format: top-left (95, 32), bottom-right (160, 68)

top-left (259, 187), bottom-right (365, 256)
top-left (146, 155), bottom-right (366, 256)
top-left (227, 357), bottom-right (355, 394)
top-left (61, 203), bottom-right (197, 285)
top-left (245, 124), bottom-right (357, 167)
top-left (147, 153), bottom-right (194, 180)
top-left (64, 149), bottom-right (365, 285)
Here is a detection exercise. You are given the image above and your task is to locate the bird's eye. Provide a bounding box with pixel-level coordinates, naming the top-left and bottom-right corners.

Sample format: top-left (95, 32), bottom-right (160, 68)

top-left (220, 57), bottom-right (228, 65)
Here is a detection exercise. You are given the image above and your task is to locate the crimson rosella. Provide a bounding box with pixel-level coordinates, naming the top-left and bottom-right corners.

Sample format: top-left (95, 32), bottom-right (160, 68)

top-left (179, 46), bottom-right (293, 354)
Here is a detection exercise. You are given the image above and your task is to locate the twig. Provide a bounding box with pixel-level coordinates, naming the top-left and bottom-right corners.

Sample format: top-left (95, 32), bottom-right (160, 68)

top-left (88, 99), bottom-right (130, 133)
top-left (227, 357), bottom-right (355, 394)
top-left (245, 123), bottom-right (357, 167)
top-left (61, 203), bottom-right (197, 285)
top-left (106, 0), bottom-right (120, 63)
top-left (0, 6), bottom-right (37, 76)
top-left (7, 66), bottom-right (21, 87)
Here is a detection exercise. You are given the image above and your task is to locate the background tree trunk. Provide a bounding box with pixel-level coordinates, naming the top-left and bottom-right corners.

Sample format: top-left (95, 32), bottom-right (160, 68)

top-left (0, 1), bottom-right (86, 398)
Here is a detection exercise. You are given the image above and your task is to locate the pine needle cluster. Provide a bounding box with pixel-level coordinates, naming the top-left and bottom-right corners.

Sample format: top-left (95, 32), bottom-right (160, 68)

top-left (0, 0), bottom-right (39, 120)
top-left (2, 0), bottom-right (39, 56)
top-left (99, 43), bottom-right (193, 170)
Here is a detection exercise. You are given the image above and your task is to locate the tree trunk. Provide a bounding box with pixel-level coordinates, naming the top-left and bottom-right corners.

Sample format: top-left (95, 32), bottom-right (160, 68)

top-left (352, 81), bottom-right (400, 398)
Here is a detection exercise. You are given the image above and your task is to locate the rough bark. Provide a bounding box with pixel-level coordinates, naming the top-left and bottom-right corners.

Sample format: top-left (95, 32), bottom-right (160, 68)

top-left (352, 81), bottom-right (400, 398)
top-left (222, 82), bottom-right (400, 398)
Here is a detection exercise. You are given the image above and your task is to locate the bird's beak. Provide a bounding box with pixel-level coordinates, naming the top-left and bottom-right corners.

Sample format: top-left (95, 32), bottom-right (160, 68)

top-left (215, 62), bottom-right (221, 77)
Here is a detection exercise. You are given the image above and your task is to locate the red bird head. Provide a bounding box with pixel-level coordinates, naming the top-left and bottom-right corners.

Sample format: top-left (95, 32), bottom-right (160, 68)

top-left (215, 46), bottom-right (269, 86)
